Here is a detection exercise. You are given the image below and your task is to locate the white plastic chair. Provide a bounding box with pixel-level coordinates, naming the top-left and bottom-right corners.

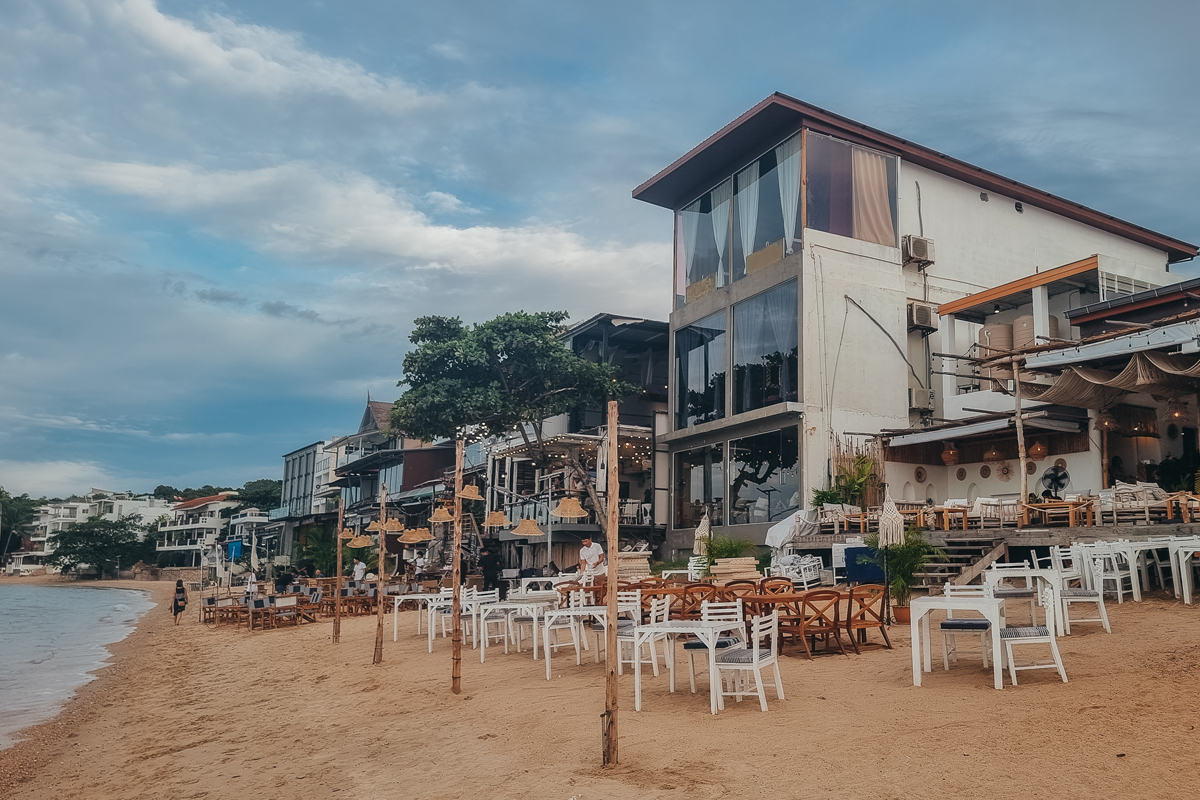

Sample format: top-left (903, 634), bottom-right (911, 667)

top-left (714, 610), bottom-right (785, 712)
top-left (1092, 546), bottom-right (1134, 603)
top-left (616, 596), bottom-right (669, 676)
top-left (999, 586), bottom-right (1068, 685)
top-left (986, 561), bottom-right (1037, 623)
top-left (1059, 558), bottom-right (1112, 635)
top-left (939, 583), bottom-right (993, 670)
top-left (591, 590), bottom-right (641, 660)
top-left (685, 599), bottom-right (745, 693)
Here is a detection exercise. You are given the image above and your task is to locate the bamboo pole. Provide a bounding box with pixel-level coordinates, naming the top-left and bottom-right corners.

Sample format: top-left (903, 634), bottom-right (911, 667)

top-left (601, 400), bottom-right (620, 767)
top-left (373, 484), bottom-right (387, 665)
top-left (333, 497), bottom-right (344, 644)
top-left (1014, 359), bottom-right (1029, 528)
top-left (451, 438), bottom-right (465, 694)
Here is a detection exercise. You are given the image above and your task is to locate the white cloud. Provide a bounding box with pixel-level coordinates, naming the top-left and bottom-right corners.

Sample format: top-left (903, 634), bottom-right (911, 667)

top-left (424, 190), bottom-right (478, 214)
top-left (0, 459), bottom-right (132, 498)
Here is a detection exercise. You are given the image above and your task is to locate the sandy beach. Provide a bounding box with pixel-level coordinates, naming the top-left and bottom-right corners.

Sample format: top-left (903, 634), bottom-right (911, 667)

top-left (2, 578), bottom-right (1199, 800)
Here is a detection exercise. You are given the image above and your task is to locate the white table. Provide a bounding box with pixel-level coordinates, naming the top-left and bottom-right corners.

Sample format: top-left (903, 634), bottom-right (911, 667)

top-left (910, 594), bottom-right (1004, 690)
top-left (632, 619), bottom-right (746, 715)
top-left (477, 598), bottom-right (556, 663)
top-left (541, 603), bottom-right (638, 680)
top-left (392, 592), bottom-right (446, 641)
top-left (1169, 538), bottom-right (1200, 604)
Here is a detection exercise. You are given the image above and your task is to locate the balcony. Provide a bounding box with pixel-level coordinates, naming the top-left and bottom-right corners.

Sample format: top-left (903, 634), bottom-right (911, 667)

top-left (269, 506), bottom-right (289, 520)
top-left (157, 532), bottom-right (217, 551)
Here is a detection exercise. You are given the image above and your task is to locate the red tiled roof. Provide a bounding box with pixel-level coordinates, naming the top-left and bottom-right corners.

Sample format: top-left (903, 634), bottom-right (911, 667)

top-left (173, 492), bottom-right (237, 510)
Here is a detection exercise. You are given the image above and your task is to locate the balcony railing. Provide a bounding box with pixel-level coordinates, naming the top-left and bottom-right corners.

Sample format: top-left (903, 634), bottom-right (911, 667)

top-left (269, 507), bottom-right (289, 520)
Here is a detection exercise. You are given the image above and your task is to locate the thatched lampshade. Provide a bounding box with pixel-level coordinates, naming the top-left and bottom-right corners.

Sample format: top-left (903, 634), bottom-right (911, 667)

top-left (365, 520), bottom-right (384, 531)
top-left (458, 484), bottom-right (483, 501)
top-left (983, 445), bottom-right (1004, 464)
top-left (1028, 440), bottom-right (1048, 461)
top-left (348, 534), bottom-right (374, 548)
top-left (1168, 399), bottom-right (1188, 420)
top-left (941, 441), bottom-right (959, 466)
top-left (338, 528), bottom-right (355, 540)
top-left (429, 506), bottom-right (454, 523)
top-left (483, 510), bottom-right (511, 528)
top-left (398, 530), bottom-right (421, 544)
top-left (551, 496), bottom-right (588, 519)
top-left (1094, 408), bottom-right (1118, 431)
top-left (407, 527), bottom-right (433, 542)
top-left (512, 517), bottom-right (545, 537)
top-left (382, 518), bottom-right (405, 531)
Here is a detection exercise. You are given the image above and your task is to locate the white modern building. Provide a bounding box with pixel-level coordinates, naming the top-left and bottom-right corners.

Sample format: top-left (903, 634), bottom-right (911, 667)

top-left (156, 491), bottom-right (239, 568)
top-left (632, 92), bottom-right (1197, 552)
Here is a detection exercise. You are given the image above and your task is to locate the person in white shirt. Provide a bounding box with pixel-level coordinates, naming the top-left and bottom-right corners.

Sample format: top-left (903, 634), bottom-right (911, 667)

top-left (578, 536), bottom-right (605, 574)
top-left (352, 558), bottom-right (366, 582)
top-left (245, 570), bottom-right (258, 597)
top-left (414, 554), bottom-right (426, 575)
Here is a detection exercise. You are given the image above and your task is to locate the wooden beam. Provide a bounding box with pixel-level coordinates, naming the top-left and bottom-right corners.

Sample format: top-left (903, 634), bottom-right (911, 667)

top-left (938, 256), bottom-right (1099, 317)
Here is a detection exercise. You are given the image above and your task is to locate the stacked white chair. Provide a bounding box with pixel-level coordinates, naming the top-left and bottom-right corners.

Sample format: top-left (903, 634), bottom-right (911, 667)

top-left (685, 598), bottom-right (745, 692)
top-left (999, 585), bottom-right (1068, 685)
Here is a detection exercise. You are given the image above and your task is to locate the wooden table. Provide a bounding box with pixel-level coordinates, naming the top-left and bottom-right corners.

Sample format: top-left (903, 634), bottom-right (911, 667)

top-left (929, 506), bottom-right (968, 531)
top-left (1021, 500), bottom-right (1094, 527)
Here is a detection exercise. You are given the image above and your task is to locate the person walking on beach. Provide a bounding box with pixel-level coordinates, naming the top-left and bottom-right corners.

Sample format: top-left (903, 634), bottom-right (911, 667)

top-left (171, 579), bottom-right (188, 626)
top-left (352, 558), bottom-right (366, 582)
top-left (246, 569), bottom-right (258, 597)
top-left (579, 536), bottom-right (605, 575)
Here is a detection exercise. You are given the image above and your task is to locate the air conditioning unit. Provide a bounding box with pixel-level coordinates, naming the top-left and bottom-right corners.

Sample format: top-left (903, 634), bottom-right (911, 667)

top-left (903, 234), bottom-right (935, 267)
top-left (908, 387), bottom-right (935, 411)
top-left (907, 301), bottom-right (939, 333)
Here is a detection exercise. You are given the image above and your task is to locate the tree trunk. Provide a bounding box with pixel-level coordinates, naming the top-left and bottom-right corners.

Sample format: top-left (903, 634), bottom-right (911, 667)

top-left (601, 400), bottom-right (620, 767)
top-left (333, 498), bottom-right (344, 644)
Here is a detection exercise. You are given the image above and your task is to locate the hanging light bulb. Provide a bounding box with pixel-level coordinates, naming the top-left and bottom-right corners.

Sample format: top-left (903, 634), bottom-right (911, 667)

top-left (984, 445), bottom-right (1004, 463)
top-left (1028, 441), bottom-right (1048, 461)
top-left (483, 510), bottom-right (511, 528)
top-left (941, 441), bottom-right (959, 466)
top-left (1168, 399), bottom-right (1188, 420)
top-left (1094, 408), bottom-right (1117, 431)
top-left (551, 496), bottom-right (588, 519)
top-left (512, 517), bottom-right (545, 537)
top-left (429, 506), bottom-right (454, 523)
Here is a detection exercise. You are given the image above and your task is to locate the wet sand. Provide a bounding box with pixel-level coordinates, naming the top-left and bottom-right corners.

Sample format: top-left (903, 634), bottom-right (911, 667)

top-left (2, 577), bottom-right (1198, 799)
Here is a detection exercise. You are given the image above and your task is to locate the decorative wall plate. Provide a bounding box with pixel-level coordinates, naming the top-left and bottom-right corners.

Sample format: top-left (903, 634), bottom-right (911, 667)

top-left (1054, 458), bottom-right (1067, 469)
top-left (1026, 461), bottom-right (1037, 475)
top-left (1168, 423), bottom-right (1180, 440)
top-left (914, 466), bottom-right (928, 483)
top-left (979, 465), bottom-right (991, 479)
top-left (956, 468), bottom-right (966, 481)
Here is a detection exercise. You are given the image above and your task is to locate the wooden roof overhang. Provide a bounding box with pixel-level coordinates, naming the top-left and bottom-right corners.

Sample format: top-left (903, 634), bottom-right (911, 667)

top-left (938, 256), bottom-right (1100, 323)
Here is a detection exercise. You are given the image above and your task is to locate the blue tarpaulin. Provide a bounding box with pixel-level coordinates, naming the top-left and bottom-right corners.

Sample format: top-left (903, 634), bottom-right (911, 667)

top-left (227, 540), bottom-right (243, 559)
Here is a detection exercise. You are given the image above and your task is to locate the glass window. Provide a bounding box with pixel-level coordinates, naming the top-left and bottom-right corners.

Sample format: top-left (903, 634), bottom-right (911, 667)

top-left (678, 178), bottom-right (732, 304)
top-left (675, 311), bottom-right (727, 429)
top-left (733, 133), bottom-right (801, 281)
top-left (806, 132), bottom-right (898, 247)
top-left (674, 443), bottom-right (724, 528)
top-left (727, 427), bottom-right (800, 525)
top-left (733, 281), bottom-right (798, 414)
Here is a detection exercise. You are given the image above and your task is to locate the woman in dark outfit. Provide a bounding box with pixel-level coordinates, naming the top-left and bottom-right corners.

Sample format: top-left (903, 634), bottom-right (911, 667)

top-left (172, 579), bottom-right (188, 625)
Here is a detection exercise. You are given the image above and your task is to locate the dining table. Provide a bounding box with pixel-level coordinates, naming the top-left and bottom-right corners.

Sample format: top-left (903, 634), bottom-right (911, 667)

top-left (477, 594), bottom-right (558, 662)
top-left (392, 591), bottom-right (447, 640)
top-left (541, 602), bottom-right (639, 680)
top-left (1021, 499), bottom-right (1094, 528)
top-left (632, 618), bottom-right (748, 715)
top-left (929, 506), bottom-right (968, 531)
top-left (982, 566), bottom-right (1064, 635)
top-left (909, 591), bottom-right (1005, 689)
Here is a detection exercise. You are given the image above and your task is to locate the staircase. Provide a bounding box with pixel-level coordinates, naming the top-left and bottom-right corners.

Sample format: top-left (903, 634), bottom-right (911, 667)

top-left (913, 536), bottom-right (1008, 589)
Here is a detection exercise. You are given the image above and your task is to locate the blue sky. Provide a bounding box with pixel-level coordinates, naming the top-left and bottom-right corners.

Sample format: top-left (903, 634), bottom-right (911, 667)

top-left (2, 0), bottom-right (1198, 497)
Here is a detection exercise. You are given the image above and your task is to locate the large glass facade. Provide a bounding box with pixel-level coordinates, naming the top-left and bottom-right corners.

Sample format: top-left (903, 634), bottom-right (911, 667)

top-left (805, 132), bottom-right (898, 247)
top-left (727, 427), bottom-right (800, 525)
top-left (675, 311), bottom-right (727, 429)
top-left (678, 178), bottom-right (731, 304)
top-left (674, 443), bottom-right (724, 529)
top-left (733, 281), bottom-right (798, 414)
top-left (732, 136), bottom-right (801, 282)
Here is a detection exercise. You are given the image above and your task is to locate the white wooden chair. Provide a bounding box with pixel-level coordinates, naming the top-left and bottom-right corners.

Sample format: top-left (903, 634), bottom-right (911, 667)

top-left (616, 596), bottom-right (670, 677)
top-left (590, 590), bottom-right (642, 660)
top-left (1059, 558), bottom-right (1112, 634)
top-left (661, 556), bottom-right (706, 582)
top-left (999, 585), bottom-right (1067, 685)
top-left (939, 584), bottom-right (992, 670)
top-left (1091, 546), bottom-right (1134, 603)
top-left (714, 610), bottom-right (785, 712)
top-left (985, 561), bottom-right (1037, 623)
top-left (685, 599), bottom-right (746, 693)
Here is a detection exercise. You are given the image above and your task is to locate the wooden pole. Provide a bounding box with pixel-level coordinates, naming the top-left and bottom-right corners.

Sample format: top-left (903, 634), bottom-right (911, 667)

top-left (1014, 361), bottom-right (1029, 528)
top-left (601, 400), bottom-right (620, 767)
top-left (373, 484), bottom-right (387, 665)
top-left (451, 438), bottom-right (465, 694)
top-left (333, 497), bottom-right (344, 644)
top-left (1101, 427), bottom-right (1110, 489)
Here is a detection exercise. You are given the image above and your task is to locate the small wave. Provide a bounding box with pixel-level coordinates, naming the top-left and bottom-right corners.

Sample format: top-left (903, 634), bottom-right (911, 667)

top-left (112, 604), bottom-right (130, 612)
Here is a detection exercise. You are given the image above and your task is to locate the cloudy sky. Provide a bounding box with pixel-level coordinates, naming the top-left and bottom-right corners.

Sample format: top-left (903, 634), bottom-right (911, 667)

top-left (2, 0), bottom-right (1198, 497)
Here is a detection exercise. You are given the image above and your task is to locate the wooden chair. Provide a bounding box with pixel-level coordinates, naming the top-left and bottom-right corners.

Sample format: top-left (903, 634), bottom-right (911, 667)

top-left (793, 589), bottom-right (847, 659)
top-left (720, 580), bottom-right (760, 599)
top-left (758, 577), bottom-right (794, 595)
top-left (271, 595), bottom-right (301, 627)
top-left (680, 583), bottom-right (718, 620)
top-left (845, 584), bottom-right (891, 653)
top-left (200, 596), bottom-right (218, 623)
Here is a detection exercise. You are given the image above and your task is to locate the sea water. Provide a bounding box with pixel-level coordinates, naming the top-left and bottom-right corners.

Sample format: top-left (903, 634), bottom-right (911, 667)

top-left (0, 584), bottom-right (154, 748)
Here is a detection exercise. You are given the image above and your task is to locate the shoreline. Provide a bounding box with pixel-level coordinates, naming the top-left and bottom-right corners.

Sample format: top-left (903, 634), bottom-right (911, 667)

top-left (0, 575), bottom-right (166, 795)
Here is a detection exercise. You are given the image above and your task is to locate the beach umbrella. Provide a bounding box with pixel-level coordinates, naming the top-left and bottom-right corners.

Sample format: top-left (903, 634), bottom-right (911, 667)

top-left (250, 531), bottom-right (260, 571)
top-left (692, 510), bottom-right (711, 555)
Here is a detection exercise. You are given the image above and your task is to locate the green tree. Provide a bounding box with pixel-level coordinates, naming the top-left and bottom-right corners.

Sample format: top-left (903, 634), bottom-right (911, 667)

top-left (44, 514), bottom-right (146, 575)
top-left (390, 311), bottom-right (638, 534)
top-left (236, 479), bottom-right (282, 511)
top-left (1, 488), bottom-right (39, 559)
top-left (152, 485), bottom-right (180, 501)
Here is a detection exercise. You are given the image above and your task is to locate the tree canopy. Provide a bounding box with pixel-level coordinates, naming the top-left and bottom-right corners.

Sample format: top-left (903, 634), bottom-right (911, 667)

top-left (391, 311), bottom-right (638, 444)
top-left (1, 487), bottom-right (39, 559)
top-left (44, 514), bottom-right (148, 574)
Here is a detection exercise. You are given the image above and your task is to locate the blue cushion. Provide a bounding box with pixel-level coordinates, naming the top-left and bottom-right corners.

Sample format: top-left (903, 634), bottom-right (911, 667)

top-left (683, 637), bottom-right (738, 650)
top-left (940, 619), bottom-right (991, 631)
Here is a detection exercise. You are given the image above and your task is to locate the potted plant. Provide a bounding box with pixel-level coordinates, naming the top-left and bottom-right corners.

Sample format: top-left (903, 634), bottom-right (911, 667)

top-left (860, 526), bottom-right (947, 624)
top-left (835, 455), bottom-right (875, 507)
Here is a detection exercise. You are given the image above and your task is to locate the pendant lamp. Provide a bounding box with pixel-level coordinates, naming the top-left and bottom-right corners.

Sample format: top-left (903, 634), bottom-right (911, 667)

top-left (382, 518), bottom-right (405, 531)
top-left (512, 517), bottom-right (545, 537)
top-left (458, 484), bottom-right (483, 501)
top-left (405, 527), bottom-right (433, 542)
top-left (338, 528), bottom-right (355, 540)
top-left (1094, 408), bottom-right (1117, 431)
top-left (484, 510), bottom-right (511, 528)
top-left (1028, 441), bottom-right (1048, 461)
top-left (348, 534), bottom-right (374, 548)
top-left (941, 441), bottom-right (960, 466)
top-left (551, 496), bottom-right (588, 519)
top-left (1168, 399), bottom-right (1188, 420)
top-left (983, 445), bottom-right (1004, 464)
top-left (429, 506), bottom-right (454, 523)
top-left (365, 520), bottom-right (384, 532)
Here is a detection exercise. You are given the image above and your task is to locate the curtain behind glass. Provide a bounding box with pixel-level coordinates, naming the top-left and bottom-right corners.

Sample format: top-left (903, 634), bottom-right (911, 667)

top-left (764, 281), bottom-right (796, 403)
top-left (734, 281), bottom-right (797, 414)
top-left (682, 197), bottom-right (702, 284)
top-left (851, 147), bottom-right (897, 246)
top-left (736, 161), bottom-right (760, 277)
top-left (775, 134), bottom-right (801, 253)
top-left (710, 179), bottom-right (732, 288)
